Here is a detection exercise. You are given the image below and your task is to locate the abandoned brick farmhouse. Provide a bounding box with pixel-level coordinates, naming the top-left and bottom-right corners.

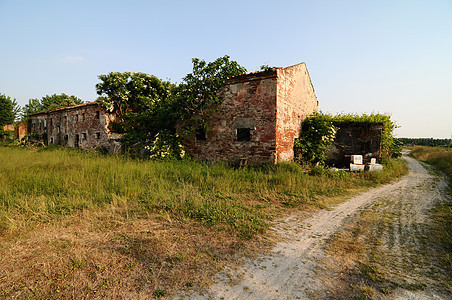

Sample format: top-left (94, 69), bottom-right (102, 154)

top-left (26, 62), bottom-right (382, 165)
top-left (29, 102), bottom-right (122, 153)
top-left (184, 63), bottom-right (318, 164)
top-left (28, 63), bottom-right (319, 164)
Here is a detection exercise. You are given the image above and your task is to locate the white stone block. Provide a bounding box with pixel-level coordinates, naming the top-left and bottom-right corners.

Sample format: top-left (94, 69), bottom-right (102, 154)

top-left (367, 163), bottom-right (384, 171)
top-left (351, 155), bottom-right (363, 164)
top-left (370, 158), bottom-right (377, 165)
top-left (350, 163), bottom-right (365, 172)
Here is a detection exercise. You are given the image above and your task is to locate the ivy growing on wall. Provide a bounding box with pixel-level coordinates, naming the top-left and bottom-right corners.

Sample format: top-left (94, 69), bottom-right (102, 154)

top-left (294, 112), bottom-right (337, 165)
top-left (295, 112), bottom-right (401, 165)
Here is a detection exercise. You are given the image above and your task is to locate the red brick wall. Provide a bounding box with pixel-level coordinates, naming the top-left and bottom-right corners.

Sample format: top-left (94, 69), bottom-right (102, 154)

top-left (16, 122), bottom-right (27, 140)
top-left (184, 63), bottom-right (319, 165)
top-left (3, 124), bottom-right (15, 131)
top-left (276, 63), bottom-right (318, 161)
top-left (184, 70), bottom-right (278, 165)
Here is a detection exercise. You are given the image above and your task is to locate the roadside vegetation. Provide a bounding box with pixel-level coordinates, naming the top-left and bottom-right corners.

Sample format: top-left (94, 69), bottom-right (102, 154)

top-left (0, 145), bottom-right (407, 298)
top-left (321, 146), bottom-right (451, 299)
top-left (411, 146), bottom-right (452, 284)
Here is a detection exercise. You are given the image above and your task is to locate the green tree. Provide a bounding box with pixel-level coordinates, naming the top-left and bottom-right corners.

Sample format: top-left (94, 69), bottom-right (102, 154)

top-left (96, 72), bottom-right (182, 157)
top-left (22, 98), bottom-right (43, 117)
top-left (22, 94), bottom-right (83, 118)
top-left (96, 72), bottom-right (175, 132)
top-left (175, 55), bottom-right (247, 132)
top-left (294, 112), bottom-right (337, 164)
top-left (0, 93), bottom-right (20, 126)
top-left (40, 94), bottom-right (83, 111)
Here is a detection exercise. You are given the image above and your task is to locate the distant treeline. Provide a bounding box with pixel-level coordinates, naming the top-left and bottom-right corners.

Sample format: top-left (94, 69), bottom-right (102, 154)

top-left (398, 138), bottom-right (452, 147)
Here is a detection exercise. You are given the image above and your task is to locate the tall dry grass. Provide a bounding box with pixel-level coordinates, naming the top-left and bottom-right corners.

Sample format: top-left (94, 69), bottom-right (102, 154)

top-left (411, 146), bottom-right (452, 284)
top-left (0, 146), bottom-right (407, 238)
top-left (0, 145), bottom-right (409, 298)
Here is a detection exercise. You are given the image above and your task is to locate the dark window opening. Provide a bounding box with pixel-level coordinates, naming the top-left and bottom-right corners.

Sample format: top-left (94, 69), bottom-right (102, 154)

top-left (96, 132), bottom-right (100, 139)
top-left (76, 114), bottom-right (79, 122)
top-left (195, 128), bottom-right (207, 141)
top-left (237, 128), bottom-right (251, 141)
top-left (75, 134), bottom-right (79, 147)
top-left (96, 111), bottom-right (100, 119)
top-left (82, 132), bottom-right (87, 140)
top-left (50, 137), bottom-right (54, 144)
top-left (82, 113), bottom-right (86, 121)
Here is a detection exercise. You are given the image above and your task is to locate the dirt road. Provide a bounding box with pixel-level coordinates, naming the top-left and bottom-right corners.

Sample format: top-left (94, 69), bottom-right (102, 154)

top-left (180, 152), bottom-right (450, 299)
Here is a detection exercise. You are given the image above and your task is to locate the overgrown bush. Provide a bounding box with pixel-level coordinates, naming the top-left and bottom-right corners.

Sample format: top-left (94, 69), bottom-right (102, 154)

top-left (0, 129), bottom-right (14, 143)
top-left (294, 112), bottom-right (337, 165)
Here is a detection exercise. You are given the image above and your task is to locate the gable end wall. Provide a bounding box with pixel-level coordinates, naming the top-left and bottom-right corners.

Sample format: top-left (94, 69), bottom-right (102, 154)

top-left (275, 63), bottom-right (319, 161)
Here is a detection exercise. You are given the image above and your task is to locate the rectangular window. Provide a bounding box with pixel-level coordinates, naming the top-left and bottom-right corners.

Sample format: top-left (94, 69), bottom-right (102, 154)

top-left (237, 128), bottom-right (251, 141)
top-left (195, 128), bottom-right (207, 141)
top-left (96, 111), bottom-right (100, 119)
top-left (82, 132), bottom-right (87, 140)
top-left (82, 113), bottom-right (86, 121)
top-left (76, 114), bottom-right (79, 122)
top-left (96, 132), bottom-right (100, 139)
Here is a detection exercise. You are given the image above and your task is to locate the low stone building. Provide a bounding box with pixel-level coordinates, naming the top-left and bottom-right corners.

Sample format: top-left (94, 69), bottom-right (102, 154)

top-left (183, 63), bottom-right (319, 165)
top-left (28, 102), bottom-right (121, 153)
top-left (325, 122), bottom-right (383, 167)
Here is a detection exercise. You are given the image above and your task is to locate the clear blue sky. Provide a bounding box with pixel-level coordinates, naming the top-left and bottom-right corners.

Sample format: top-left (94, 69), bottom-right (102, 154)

top-left (1, 0), bottom-right (451, 138)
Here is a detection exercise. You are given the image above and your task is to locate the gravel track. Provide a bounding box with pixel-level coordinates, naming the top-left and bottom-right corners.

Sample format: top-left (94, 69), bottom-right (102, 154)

top-left (179, 152), bottom-right (449, 299)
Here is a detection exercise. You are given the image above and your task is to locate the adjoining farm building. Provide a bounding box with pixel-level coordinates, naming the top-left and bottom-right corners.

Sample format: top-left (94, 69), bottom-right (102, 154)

top-left (325, 122), bottom-right (384, 167)
top-left (28, 102), bottom-right (122, 153)
top-left (183, 63), bottom-right (319, 165)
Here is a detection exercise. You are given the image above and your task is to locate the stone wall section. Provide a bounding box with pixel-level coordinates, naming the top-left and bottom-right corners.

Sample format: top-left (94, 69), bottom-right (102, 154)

top-left (275, 63), bottom-right (319, 161)
top-left (29, 103), bottom-right (121, 153)
top-left (29, 112), bottom-right (47, 137)
top-left (326, 122), bottom-right (383, 167)
top-left (184, 70), bottom-right (278, 165)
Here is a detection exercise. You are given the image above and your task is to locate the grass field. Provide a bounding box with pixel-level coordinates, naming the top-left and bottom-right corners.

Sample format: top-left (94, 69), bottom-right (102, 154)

top-left (0, 145), bottom-right (408, 298)
top-left (411, 146), bottom-right (452, 282)
top-left (0, 146), bottom-right (407, 238)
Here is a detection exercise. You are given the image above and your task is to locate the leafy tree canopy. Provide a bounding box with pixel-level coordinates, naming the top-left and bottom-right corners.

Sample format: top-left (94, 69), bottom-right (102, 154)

top-left (96, 72), bottom-right (176, 142)
top-left (0, 93), bottom-right (20, 126)
top-left (175, 55), bottom-right (247, 132)
top-left (96, 72), bottom-right (174, 119)
top-left (94, 56), bottom-right (247, 159)
top-left (22, 93), bottom-right (83, 118)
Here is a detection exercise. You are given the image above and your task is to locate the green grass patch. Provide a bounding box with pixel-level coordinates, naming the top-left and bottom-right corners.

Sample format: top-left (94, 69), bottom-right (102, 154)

top-left (0, 146), bottom-right (407, 238)
top-left (411, 146), bottom-right (452, 286)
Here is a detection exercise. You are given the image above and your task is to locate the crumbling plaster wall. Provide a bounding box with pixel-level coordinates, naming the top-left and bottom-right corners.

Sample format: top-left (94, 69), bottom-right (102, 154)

top-left (276, 63), bottom-right (319, 161)
top-left (30, 103), bottom-right (121, 153)
top-left (29, 113), bottom-right (47, 137)
top-left (184, 70), bottom-right (278, 165)
top-left (184, 63), bottom-right (319, 165)
top-left (16, 122), bottom-right (27, 140)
